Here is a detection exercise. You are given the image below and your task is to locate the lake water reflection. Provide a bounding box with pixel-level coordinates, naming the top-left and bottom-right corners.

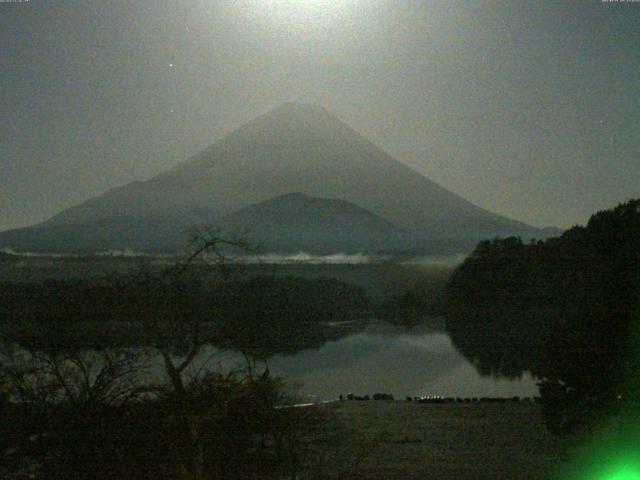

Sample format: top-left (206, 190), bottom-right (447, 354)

top-left (196, 321), bottom-right (539, 402)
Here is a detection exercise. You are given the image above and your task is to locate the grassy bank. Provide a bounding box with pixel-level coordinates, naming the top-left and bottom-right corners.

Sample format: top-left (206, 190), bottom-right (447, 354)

top-left (310, 400), bottom-right (564, 479)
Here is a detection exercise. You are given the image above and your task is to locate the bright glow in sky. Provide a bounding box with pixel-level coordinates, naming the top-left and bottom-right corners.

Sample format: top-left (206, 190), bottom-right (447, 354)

top-left (254, 0), bottom-right (352, 15)
top-left (237, 0), bottom-right (362, 33)
top-left (1, 1), bottom-right (638, 231)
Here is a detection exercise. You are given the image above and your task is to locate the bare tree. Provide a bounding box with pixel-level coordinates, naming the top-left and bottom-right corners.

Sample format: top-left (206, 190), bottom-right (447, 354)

top-left (0, 344), bottom-right (145, 405)
top-left (0, 227), bottom-right (329, 480)
top-left (141, 225), bottom-right (251, 397)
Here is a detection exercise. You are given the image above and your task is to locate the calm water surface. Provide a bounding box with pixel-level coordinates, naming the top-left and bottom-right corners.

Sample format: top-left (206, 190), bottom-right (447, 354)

top-left (194, 322), bottom-right (539, 402)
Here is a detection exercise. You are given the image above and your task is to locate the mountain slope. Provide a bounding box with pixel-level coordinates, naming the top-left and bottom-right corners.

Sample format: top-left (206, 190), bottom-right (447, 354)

top-left (0, 103), bottom-right (555, 254)
top-left (220, 193), bottom-right (416, 253)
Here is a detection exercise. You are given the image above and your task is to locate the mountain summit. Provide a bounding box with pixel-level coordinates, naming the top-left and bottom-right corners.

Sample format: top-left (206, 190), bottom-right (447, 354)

top-left (0, 103), bottom-right (554, 254)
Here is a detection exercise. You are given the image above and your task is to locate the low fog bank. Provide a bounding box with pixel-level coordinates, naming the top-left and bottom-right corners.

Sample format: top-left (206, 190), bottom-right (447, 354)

top-left (236, 252), bottom-right (387, 264)
top-left (2, 247), bottom-right (466, 267)
top-left (230, 252), bottom-right (466, 266)
top-left (399, 254), bottom-right (467, 268)
top-left (1, 247), bottom-right (165, 259)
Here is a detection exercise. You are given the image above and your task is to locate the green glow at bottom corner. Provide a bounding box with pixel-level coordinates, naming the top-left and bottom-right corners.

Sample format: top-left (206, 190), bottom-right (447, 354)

top-left (601, 462), bottom-right (640, 480)
top-left (558, 412), bottom-right (640, 480)
top-left (560, 447), bottom-right (640, 480)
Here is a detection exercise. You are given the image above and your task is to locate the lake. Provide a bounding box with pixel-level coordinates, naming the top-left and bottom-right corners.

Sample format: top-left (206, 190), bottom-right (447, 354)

top-left (192, 321), bottom-right (539, 402)
top-left (3, 318), bottom-right (539, 403)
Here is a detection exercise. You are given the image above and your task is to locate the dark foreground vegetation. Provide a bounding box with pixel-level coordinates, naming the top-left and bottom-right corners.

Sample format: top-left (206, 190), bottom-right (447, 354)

top-left (0, 232), bottom-right (362, 479)
top-left (446, 199), bottom-right (640, 436)
top-left (1, 355), bottom-right (327, 480)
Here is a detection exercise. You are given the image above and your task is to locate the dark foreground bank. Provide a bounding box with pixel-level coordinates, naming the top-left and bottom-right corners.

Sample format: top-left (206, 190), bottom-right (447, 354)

top-left (308, 400), bottom-right (564, 480)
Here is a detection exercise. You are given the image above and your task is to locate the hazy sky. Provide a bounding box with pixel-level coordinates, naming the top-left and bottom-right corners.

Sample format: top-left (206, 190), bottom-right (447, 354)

top-left (1, 0), bottom-right (638, 231)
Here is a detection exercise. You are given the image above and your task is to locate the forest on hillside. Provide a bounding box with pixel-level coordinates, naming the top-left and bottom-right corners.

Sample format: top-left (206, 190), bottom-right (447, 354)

top-left (446, 199), bottom-right (640, 435)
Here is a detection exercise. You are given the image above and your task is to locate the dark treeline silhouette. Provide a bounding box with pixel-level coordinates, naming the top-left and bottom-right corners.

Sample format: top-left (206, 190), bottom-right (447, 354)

top-left (211, 275), bottom-right (369, 358)
top-left (374, 266), bottom-right (451, 328)
top-left (445, 199), bottom-right (640, 435)
top-left (376, 288), bottom-right (446, 327)
top-left (0, 251), bottom-right (16, 262)
top-left (1, 274), bottom-right (369, 355)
